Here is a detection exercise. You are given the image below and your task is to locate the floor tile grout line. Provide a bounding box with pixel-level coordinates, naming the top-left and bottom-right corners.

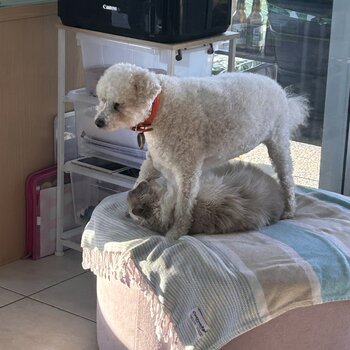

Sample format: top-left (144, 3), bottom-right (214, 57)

top-left (27, 271), bottom-right (89, 297)
top-left (0, 270), bottom-right (89, 297)
top-left (0, 286), bottom-right (27, 297)
top-left (0, 296), bottom-right (26, 309)
top-left (0, 295), bottom-right (96, 323)
top-left (27, 297), bottom-right (97, 323)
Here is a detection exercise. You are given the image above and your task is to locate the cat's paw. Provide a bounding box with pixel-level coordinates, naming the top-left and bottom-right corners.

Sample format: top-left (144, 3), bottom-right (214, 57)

top-left (165, 229), bottom-right (183, 241)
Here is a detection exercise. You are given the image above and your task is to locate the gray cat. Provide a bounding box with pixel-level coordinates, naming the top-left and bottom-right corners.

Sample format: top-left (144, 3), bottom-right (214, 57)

top-left (127, 162), bottom-right (284, 235)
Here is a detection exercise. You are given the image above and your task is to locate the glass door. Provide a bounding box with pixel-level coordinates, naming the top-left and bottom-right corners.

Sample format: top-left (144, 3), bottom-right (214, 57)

top-left (215, 0), bottom-right (350, 193)
top-left (319, 0), bottom-right (350, 195)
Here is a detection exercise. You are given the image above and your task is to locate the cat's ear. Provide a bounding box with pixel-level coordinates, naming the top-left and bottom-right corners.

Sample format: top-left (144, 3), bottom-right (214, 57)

top-left (134, 181), bottom-right (149, 194)
top-left (132, 206), bottom-right (151, 219)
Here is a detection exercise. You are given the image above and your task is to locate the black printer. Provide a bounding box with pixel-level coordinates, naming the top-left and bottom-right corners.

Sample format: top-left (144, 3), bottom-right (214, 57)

top-left (58, 0), bottom-right (232, 43)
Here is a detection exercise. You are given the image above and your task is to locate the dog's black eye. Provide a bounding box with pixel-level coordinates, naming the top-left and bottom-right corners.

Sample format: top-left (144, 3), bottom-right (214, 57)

top-left (113, 103), bottom-right (120, 111)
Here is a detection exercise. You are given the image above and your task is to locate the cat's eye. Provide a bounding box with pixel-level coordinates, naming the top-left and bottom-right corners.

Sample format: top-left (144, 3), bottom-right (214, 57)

top-left (113, 103), bottom-right (120, 111)
top-left (132, 207), bottom-right (144, 216)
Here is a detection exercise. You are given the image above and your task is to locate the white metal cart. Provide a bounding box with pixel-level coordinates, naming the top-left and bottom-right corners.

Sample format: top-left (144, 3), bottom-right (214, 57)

top-left (56, 24), bottom-right (239, 255)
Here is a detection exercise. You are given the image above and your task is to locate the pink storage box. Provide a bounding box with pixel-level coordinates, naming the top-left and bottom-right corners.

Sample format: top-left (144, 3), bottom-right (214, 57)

top-left (25, 166), bottom-right (76, 259)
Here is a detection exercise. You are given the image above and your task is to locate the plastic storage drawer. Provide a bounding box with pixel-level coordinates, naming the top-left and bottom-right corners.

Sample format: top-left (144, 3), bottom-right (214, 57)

top-left (77, 33), bottom-right (216, 95)
top-left (54, 111), bottom-right (79, 163)
top-left (70, 172), bottom-right (131, 225)
top-left (67, 88), bottom-right (146, 165)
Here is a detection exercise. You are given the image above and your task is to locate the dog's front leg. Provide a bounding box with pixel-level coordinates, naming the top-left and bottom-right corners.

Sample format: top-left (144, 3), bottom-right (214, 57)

top-left (166, 165), bottom-right (202, 240)
top-left (135, 152), bottom-right (160, 188)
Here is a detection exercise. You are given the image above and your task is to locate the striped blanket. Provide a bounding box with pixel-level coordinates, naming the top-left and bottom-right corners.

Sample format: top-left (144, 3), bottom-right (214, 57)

top-left (81, 187), bottom-right (350, 350)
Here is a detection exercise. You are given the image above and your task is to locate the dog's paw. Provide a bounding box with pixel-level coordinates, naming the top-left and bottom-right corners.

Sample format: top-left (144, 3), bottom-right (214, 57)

top-left (281, 209), bottom-right (295, 220)
top-left (282, 198), bottom-right (296, 220)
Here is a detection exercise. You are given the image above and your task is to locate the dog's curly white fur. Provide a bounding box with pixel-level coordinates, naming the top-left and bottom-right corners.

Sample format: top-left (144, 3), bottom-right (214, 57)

top-left (95, 63), bottom-right (309, 240)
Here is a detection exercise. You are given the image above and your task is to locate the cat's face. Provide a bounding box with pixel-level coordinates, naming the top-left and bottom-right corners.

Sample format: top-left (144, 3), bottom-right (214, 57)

top-left (127, 180), bottom-right (161, 228)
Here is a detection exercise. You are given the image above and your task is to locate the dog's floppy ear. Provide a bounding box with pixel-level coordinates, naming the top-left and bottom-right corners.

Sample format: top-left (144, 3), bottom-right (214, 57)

top-left (131, 69), bottom-right (161, 103)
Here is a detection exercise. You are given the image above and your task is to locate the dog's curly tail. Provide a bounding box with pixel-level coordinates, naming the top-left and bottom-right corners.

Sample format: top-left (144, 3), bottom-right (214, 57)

top-left (286, 90), bottom-right (310, 133)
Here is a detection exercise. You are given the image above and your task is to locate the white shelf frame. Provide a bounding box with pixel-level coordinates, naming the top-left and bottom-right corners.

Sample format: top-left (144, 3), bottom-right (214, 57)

top-left (56, 25), bottom-right (238, 256)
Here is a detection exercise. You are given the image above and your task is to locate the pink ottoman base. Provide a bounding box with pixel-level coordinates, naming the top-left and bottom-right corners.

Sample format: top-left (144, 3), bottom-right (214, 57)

top-left (96, 276), bottom-right (350, 350)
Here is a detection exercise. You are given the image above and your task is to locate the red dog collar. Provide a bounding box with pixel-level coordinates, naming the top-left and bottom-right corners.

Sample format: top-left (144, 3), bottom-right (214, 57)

top-left (131, 95), bottom-right (161, 133)
top-left (131, 95), bottom-right (161, 150)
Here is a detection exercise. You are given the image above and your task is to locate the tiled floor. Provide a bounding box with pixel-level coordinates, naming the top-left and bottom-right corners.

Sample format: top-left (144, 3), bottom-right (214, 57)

top-left (241, 141), bottom-right (321, 188)
top-left (0, 250), bottom-right (98, 350)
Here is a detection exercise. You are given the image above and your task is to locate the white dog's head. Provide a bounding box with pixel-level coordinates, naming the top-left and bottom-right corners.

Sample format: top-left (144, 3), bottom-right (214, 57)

top-left (95, 63), bottom-right (162, 130)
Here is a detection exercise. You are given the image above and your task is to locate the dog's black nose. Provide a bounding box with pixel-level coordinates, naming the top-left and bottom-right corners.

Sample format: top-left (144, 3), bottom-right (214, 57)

top-left (95, 118), bottom-right (106, 128)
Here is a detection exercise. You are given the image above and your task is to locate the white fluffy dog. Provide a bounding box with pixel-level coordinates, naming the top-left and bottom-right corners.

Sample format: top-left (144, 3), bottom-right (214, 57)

top-left (95, 63), bottom-right (308, 240)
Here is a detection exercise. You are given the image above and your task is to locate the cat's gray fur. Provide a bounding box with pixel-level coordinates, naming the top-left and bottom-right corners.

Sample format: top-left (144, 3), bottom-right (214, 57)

top-left (127, 162), bottom-right (284, 235)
